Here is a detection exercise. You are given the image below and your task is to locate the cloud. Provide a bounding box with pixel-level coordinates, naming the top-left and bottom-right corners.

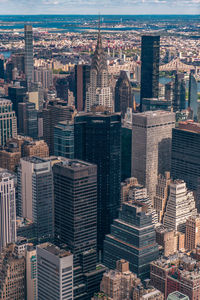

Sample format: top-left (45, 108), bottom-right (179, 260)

top-left (0, 0), bottom-right (199, 14)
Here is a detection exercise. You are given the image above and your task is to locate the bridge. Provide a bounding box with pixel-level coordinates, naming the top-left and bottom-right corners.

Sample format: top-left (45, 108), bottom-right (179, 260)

top-left (160, 58), bottom-right (196, 72)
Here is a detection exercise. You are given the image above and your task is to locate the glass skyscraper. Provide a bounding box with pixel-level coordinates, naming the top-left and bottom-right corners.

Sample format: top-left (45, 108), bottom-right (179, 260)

top-left (74, 112), bottom-right (121, 251)
top-left (24, 25), bottom-right (33, 83)
top-left (140, 35), bottom-right (160, 111)
top-left (54, 121), bottom-right (74, 158)
top-left (188, 72), bottom-right (198, 120)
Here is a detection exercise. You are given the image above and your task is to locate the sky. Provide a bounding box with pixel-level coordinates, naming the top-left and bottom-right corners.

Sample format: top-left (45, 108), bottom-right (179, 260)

top-left (0, 0), bottom-right (199, 15)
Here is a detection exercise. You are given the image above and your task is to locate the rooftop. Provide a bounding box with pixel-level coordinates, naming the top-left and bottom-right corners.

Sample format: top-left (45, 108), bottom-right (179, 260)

top-left (179, 120), bottom-right (200, 134)
top-left (58, 159), bottom-right (95, 170)
top-left (38, 243), bottom-right (71, 258)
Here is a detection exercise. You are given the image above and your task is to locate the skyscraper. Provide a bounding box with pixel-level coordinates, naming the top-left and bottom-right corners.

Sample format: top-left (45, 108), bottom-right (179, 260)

top-left (0, 98), bottom-right (17, 147)
top-left (75, 64), bottom-right (91, 111)
top-left (8, 85), bottom-right (26, 119)
top-left (185, 215), bottom-right (200, 251)
top-left (37, 243), bottom-right (73, 300)
top-left (18, 157), bottom-right (54, 243)
top-left (163, 180), bottom-right (197, 233)
top-left (140, 35), bottom-right (160, 111)
top-left (115, 70), bottom-right (132, 117)
top-left (0, 58), bottom-right (4, 79)
top-left (74, 112), bottom-right (121, 250)
top-left (54, 121), bottom-right (74, 158)
top-left (0, 171), bottom-right (16, 251)
top-left (103, 202), bottom-right (159, 279)
top-left (18, 102), bottom-right (38, 138)
top-left (171, 121), bottom-right (200, 192)
top-left (132, 111), bottom-right (175, 200)
top-left (53, 159), bottom-right (106, 299)
top-left (86, 30), bottom-right (113, 111)
top-left (26, 245), bottom-right (37, 300)
top-left (188, 72), bottom-right (198, 120)
top-left (172, 73), bottom-right (186, 112)
top-left (24, 25), bottom-right (33, 83)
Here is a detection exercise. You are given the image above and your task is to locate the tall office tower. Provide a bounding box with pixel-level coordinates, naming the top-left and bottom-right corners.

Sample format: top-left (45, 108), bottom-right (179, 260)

top-left (154, 172), bottom-right (171, 223)
top-left (8, 85), bottom-right (26, 118)
top-left (140, 35), bottom-right (160, 111)
top-left (172, 73), bottom-right (186, 112)
top-left (54, 121), bottom-right (74, 158)
top-left (99, 260), bottom-right (139, 300)
top-left (115, 70), bottom-right (132, 118)
top-left (75, 64), bottom-right (91, 111)
top-left (121, 118), bottom-right (132, 181)
top-left (18, 157), bottom-right (54, 243)
top-left (0, 98), bottom-right (17, 147)
top-left (188, 72), bottom-right (198, 120)
top-left (55, 77), bottom-right (70, 101)
top-left (42, 101), bottom-right (76, 154)
top-left (53, 159), bottom-right (106, 299)
top-left (0, 171), bottom-right (16, 251)
top-left (171, 121), bottom-right (200, 193)
top-left (0, 244), bottom-right (25, 299)
top-left (11, 53), bottom-right (25, 74)
top-left (103, 202), bottom-right (159, 279)
top-left (185, 215), bottom-right (200, 251)
top-left (18, 102), bottom-right (38, 138)
top-left (86, 30), bottom-right (113, 112)
top-left (37, 243), bottom-right (73, 300)
top-left (165, 81), bottom-right (173, 102)
top-left (163, 180), bottom-right (197, 233)
top-left (0, 58), bottom-right (4, 79)
top-left (24, 25), bottom-right (33, 83)
top-left (132, 111), bottom-right (175, 200)
top-left (26, 245), bottom-right (37, 300)
top-left (33, 67), bottom-right (53, 89)
top-left (74, 112), bottom-right (121, 250)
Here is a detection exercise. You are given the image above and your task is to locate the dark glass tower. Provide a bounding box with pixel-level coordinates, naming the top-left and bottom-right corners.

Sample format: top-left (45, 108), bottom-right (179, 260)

top-left (115, 70), bottom-right (132, 118)
top-left (53, 159), bottom-right (106, 299)
top-left (140, 35), bottom-right (160, 111)
top-left (18, 102), bottom-right (38, 138)
top-left (75, 64), bottom-right (91, 111)
top-left (74, 112), bottom-right (121, 251)
top-left (24, 25), bottom-right (33, 83)
top-left (103, 202), bottom-right (159, 279)
top-left (8, 86), bottom-right (26, 121)
top-left (0, 59), bottom-right (4, 79)
top-left (188, 72), bottom-right (198, 120)
top-left (172, 73), bottom-right (186, 112)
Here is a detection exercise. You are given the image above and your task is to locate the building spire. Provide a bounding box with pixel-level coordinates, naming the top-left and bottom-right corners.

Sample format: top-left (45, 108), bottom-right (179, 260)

top-left (97, 14), bottom-right (101, 47)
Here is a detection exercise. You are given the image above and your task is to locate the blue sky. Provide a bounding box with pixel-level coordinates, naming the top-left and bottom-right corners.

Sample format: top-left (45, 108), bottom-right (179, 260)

top-left (0, 0), bottom-right (199, 15)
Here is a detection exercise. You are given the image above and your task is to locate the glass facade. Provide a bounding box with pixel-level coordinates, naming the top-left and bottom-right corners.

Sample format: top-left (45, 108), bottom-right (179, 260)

top-left (103, 202), bottom-right (159, 279)
top-left (54, 121), bottom-right (74, 159)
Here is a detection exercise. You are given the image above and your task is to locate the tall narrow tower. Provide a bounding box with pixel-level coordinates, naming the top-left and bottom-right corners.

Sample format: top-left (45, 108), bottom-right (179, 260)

top-left (140, 35), bottom-right (160, 111)
top-left (24, 25), bottom-right (33, 83)
top-left (86, 26), bottom-right (113, 111)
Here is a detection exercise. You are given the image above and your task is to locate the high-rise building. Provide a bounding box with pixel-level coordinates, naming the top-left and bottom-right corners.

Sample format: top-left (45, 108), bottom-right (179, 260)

top-left (42, 100), bottom-right (76, 154)
top-left (132, 111), bottom-right (175, 200)
top-left (18, 157), bottom-right (54, 243)
top-left (11, 53), bottom-right (25, 74)
top-left (172, 73), bottom-right (186, 112)
top-left (165, 81), bottom-right (173, 102)
top-left (24, 25), bottom-right (33, 83)
top-left (53, 159), bottom-right (106, 299)
top-left (37, 243), bottom-right (73, 300)
top-left (188, 72), bottom-right (198, 120)
top-left (0, 98), bottom-right (17, 147)
top-left (33, 67), bottom-right (53, 89)
top-left (75, 64), bottom-right (91, 111)
top-left (0, 244), bottom-right (25, 300)
top-left (99, 260), bottom-right (139, 300)
top-left (54, 121), bottom-right (74, 158)
top-left (8, 85), bottom-right (26, 118)
top-left (121, 121), bottom-right (132, 181)
top-left (74, 112), bottom-right (121, 250)
top-left (163, 180), bottom-right (197, 233)
top-left (154, 172), bottom-right (171, 223)
top-left (86, 30), bottom-right (113, 112)
top-left (103, 202), bottom-right (159, 279)
top-left (185, 215), bottom-right (200, 251)
top-left (26, 245), bottom-right (37, 300)
top-left (115, 70), bottom-right (132, 117)
top-left (0, 58), bottom-right (4, 79)
top-left (18, 102), bottom-right (38, 138)
top-left (171, 121), bottom-right (200, 192)
top-left (140, 35), bottom-right (160, 111)
top-left (0, 171), bottom-right (16, 251)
